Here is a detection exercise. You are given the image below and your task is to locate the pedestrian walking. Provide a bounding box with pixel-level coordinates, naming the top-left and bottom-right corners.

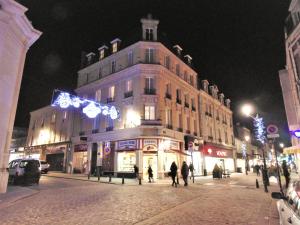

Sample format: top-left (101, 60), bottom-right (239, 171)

top-left (181, 161), bottom-right (189, 186)
top-left (255, 164), bottom-right (260, 176)
top-left (148, 165), bottom-right (153, 183)
top-left (282, 160), bottom-right (290, 188)
top-left (189, 162), bottom-right (194, 180)
top-left (170, 161), bottom-right (178, 187)
top-left (219, 165), bottom-right (223, 179)
top-left (133, 165), bottom-right (139, 179)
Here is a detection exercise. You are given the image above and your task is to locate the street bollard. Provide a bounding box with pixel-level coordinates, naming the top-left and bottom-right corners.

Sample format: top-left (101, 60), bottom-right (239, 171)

top-left (139, 177), bottom-right (142, 185)
top-left (109, 174), bottom-right (112, 182)
top-left (122, 175), bottom-right (125, 184)
top-left (256, 179), bottom-right (259, 188)
top-left (177, 176), bottom-right (179, 185)
top-left (97, 167), bottom-right (100, 181)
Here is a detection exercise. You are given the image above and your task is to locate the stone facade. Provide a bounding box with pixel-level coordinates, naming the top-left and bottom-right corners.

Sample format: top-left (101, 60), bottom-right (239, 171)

top-left (0, 0), bottom-right (41, 193)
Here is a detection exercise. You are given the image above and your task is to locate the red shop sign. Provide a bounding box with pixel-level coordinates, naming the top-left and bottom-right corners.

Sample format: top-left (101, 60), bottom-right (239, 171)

top-left (203, 145), bottom-right (233, 158)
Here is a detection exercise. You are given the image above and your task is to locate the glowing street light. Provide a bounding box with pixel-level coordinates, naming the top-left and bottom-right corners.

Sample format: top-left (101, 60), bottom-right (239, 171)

top-left (279, 143), bottom-right (284, 148)
top-left (244, 135), bottom-right (250, 142)
top-left (241, 104), bottom-right (254, 117)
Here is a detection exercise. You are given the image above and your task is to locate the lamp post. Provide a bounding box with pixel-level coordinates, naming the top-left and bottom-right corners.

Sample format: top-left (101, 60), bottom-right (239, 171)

top-left (244, 135), bottom-right (250, 175)
top-left (241, 104), bottom-right (269, 193)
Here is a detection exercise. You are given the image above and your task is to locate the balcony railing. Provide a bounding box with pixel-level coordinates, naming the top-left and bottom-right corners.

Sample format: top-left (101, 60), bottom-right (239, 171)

top-left (144, 88), bottom-right (156, 95)
top-left (107, 97), bottom-right (115, 103)
top-left (166, 124), bottom-right (173, 129)
top-left (79, 131), bottom-right (85, 136)
top-left (106, 127), bottom-right (114, 132)
top-left (92, 129), bottom-right (99, 134)
top-left (165, 93), bottom-right (172, 99)
top-left (177, 127), bottom-right (183, 132)
top-left (141, 119), bottom-right (162, 126)
top-left (124, 91), bottom-right (133, 98)
top-left (176, 98), bottom-right (182, 104)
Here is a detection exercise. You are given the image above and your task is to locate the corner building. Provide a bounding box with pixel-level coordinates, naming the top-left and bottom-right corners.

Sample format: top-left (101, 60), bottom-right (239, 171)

top-left (26, 15), bottom-right (235, 178)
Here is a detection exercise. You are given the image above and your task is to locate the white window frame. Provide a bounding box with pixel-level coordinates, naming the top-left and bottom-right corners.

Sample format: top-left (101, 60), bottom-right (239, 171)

top-left (95, 89), bottom-right (101, 102)
top-left (145, 105), bottom-right (155, 120)
top-left (112, 42), bottom-right (118, 53)
top-left (109, 86), bottom-right (115, 99)
top-left (126, 80), bottom-right (133, 92)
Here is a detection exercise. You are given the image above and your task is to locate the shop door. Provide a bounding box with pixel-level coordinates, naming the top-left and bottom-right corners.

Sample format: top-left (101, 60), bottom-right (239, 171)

top-left (91, 143), bottom-right (98, 175)
top-left (46, 153), bottom-right (64, 171)
top-left (143, 155), bottom-right (157, 179)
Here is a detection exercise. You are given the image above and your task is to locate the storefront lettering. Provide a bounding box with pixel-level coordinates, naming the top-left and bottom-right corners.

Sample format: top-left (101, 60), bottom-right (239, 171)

top-left (74, 144), bottom-right (88, 152)
top-left (118, 140), bottom-right (137, 150)
top-left (216, 151), bottom-right (227, 157)
top-left (144, 139), bottom-right (157, 147)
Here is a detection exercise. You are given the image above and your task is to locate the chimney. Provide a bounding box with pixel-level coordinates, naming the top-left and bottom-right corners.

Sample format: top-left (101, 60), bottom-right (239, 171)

top-left (110, 38), bottom-right (121, 54)
top-left (98, 45), bottom-right (108, 60)
top-left (213, 85), bottom-right (219, 99)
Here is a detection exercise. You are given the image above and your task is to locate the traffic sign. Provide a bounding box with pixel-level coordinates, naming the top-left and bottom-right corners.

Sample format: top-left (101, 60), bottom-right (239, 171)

top-left (267, 124), bottom-right (278, 134)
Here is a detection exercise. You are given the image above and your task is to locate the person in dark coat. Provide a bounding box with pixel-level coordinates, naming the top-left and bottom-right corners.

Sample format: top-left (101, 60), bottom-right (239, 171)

top-left (181, 161), bottom-right (189, 186)
top-left (189, 163), bottom-right (194, 180)
top-left (133, 165), bottom-right (139, 179)
top-left (255, 164), bottom-right (260, 176)
top-left (282, 160), bottom-right (290, 188)
top-left (170, 161), bottom-right (178, 187)
top-left (148, 165), bottom-right (153, 183)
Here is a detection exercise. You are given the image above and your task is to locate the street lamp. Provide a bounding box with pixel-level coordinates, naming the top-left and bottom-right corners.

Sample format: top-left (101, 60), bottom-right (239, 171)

top-left (243, 135), bottom-right (250, 175)
top-left (279, 143), bottom-right (284, 149)
top-left (241, 104), bottom-right (269, 193)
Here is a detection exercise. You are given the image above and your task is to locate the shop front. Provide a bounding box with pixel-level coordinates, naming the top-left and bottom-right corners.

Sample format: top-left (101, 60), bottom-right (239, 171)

top-left (116, 139), bottom-right (138, 177)
top-left (73, 144), bottom-right (88, 173)
top-left (203, 144), bottom-right (234, 174)
top-left (142, 139), bottom-right (158, 179)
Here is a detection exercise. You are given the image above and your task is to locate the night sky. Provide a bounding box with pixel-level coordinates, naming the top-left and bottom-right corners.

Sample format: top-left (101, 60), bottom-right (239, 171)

top-left (16, 0), bottom-right (290, 144)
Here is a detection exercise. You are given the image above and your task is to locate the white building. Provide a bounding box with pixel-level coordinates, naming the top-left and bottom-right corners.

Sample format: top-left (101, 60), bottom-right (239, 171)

top-left (0, 0), bottom-right (41, 193)
top-left (279, 0), bottom-right (300, 168)
top-left (27, 15), bottom-right (235, 178)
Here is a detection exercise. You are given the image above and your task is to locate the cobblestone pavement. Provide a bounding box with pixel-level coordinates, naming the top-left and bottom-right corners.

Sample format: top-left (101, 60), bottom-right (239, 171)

top-left (0, 174), bottom-right (280, 225)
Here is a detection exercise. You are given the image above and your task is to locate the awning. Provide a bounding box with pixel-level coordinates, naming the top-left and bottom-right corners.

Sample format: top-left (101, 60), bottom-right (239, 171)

top-left (283, 145), bottom-right (300, 154)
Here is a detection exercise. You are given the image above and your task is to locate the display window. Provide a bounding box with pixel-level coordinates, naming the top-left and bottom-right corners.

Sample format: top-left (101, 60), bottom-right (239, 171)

top-left (117, 152), bottom-right (136, 172)
top-left (73, 151), bottom-right (88, 173)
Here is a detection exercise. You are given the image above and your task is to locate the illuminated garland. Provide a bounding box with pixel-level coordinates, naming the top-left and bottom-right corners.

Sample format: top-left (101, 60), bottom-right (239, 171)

top-left (51, 90), bottom-right (120, 119)
top-left (253, 115), bottom-right (266, 144)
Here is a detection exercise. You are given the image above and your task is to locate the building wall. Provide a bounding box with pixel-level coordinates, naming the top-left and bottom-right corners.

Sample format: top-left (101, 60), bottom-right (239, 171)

top-left (0, 0), bottom-right (41, 193)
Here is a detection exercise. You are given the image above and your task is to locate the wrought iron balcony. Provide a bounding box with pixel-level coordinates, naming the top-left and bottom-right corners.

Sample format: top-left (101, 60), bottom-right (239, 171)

top-left (141, 119), bottom-right (162, 126)
top-left (124, 91), bottom-right (133, 98)
top-left (177, 127), bottom-right (183, 132)
top-left (166, 124), bottom-right (173, 129)
top-left (144, 88), bottom-right (156, 95)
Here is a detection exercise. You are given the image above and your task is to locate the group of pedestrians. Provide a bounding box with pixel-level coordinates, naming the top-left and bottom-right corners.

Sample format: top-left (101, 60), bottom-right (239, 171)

top-left (134, 161), bottom-right (194, 187)
top-left (254, 160), bottom-right (292, 189)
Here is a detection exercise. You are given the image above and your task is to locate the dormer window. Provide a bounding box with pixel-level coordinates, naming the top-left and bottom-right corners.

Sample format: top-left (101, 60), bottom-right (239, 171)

top-left (141, 14), bottom-right (159, 41)
top-left (202, 80), bottom-right (209, 93)
top-left (184, 55), bottom-right (192, 65)
top-left (110, 38), bottom-right (121, 53)
top-left (173, 45), bottom-right (183, 56)
top-left (86, 52), bottom-right (95, 65)
top-left (98, 45), bottom-right (108, 60)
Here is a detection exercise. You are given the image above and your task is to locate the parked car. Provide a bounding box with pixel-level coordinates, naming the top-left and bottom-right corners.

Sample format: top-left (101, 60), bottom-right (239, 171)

top-left (272, 181), bottom-right (300, 225)
top-left (8, 159), bottom-right (41, 185)
top-left (40, 160), bottom-right (50, 174)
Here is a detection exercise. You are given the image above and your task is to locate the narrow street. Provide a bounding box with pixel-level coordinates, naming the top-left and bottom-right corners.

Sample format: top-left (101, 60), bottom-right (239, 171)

top-left (0, 173), bottom-right (280, 225)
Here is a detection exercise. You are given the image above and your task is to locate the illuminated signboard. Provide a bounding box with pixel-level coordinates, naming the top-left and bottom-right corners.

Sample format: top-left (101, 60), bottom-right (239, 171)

top-left (51, 89), bottom-right (120, 120)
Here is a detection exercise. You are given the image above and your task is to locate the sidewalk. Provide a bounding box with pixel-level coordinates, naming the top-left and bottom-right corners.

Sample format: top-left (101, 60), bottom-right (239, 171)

top-left (0, 185), bottom-right (39, 209)
top-left (44, 171), bottom-right (217, 186)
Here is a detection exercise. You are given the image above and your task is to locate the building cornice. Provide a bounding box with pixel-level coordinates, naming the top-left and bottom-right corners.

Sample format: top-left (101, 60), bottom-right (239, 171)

top-left (0, 0), bottom-right (42, 48)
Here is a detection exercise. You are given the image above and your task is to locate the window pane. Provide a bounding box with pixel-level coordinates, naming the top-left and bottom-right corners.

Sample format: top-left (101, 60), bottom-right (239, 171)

top-left (150, 106), bottom-right (155, 120)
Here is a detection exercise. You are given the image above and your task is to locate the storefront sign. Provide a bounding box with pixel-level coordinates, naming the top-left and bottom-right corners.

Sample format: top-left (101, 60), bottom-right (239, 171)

top-left (143, 139), bottom-right (157, 147)
top-left (74, 144), bottom-right (88, 152)
top-left (203, 145), bottom-right (233, 158)
top-left (170, 140), bottom-right (179, 150)
top-left (118, 140), bottom-right (137, 150)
